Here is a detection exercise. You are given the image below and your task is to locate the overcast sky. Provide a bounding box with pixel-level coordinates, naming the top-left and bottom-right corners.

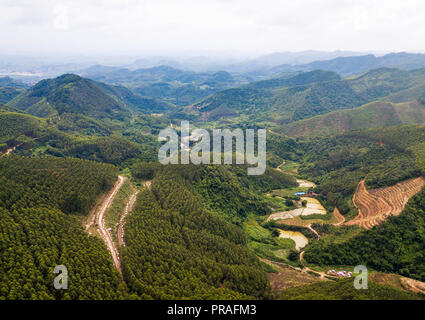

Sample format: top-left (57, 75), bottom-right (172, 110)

top-left (1, 0), bottom-right (425, 58)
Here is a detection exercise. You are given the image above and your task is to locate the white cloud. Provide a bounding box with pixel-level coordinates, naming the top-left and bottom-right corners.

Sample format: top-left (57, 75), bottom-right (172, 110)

top-left (0, 0), bottom-right (424, 56)
top-left (53, 4), bottom-right (69, 30)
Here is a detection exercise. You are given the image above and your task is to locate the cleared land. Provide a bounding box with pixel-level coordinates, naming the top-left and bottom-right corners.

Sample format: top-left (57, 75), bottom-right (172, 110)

top-left (297, 179), bottom-right (316, 188)
top-left (332, 207), bottom-right (346, 226)
top-left (273, 207), bottom-right (343, 228)
top-left (277, 161), bottom-right (299, 175)
top-left (347, 177), bottom-right (425, 229)
top-left (268, 197), bottom-right (327, 221)
top-left (369, 272), bottom-right (425, 295)
top-left (278, 229), bottom-right (308, 251)
top-left (245, 218), bottom-right (298, 264)
top-left (259, 258), bottom-right (326, 297)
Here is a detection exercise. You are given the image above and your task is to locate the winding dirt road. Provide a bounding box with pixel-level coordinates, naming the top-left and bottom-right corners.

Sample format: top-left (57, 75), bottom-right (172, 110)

top-left (117, 191), bottom-right (139, 247)
top-left (96, 176), bottom-right (125, 272)
top-left (299, 250), bottom-right (332, 279)
top-left (307, 224), bottom-right (320, 239)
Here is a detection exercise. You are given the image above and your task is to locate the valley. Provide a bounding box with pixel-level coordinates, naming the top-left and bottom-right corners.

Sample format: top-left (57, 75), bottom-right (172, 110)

top-left (1, 52), bottom-right (425, 301)
top-left (253, 160), bottom-right (425, 297)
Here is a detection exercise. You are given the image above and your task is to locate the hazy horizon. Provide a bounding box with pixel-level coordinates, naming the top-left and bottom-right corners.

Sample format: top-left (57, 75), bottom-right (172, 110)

top-left (1, 0), bottom-right (425, 58)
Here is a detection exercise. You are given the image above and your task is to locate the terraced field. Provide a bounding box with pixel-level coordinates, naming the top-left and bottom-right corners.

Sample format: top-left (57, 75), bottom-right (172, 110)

top-left (268, 197), bottom-right (327, 221)
top-left (347, 177), bottom-right (425, 229)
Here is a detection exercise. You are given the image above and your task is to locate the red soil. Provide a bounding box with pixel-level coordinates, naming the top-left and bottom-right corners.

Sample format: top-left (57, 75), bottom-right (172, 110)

top-left (347, 177), bottom-right (425, 229)
top-left (332, 207), bottom-right (346, 226)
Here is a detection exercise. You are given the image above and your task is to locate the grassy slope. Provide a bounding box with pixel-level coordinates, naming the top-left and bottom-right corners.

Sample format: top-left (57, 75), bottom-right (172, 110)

top-left (279, 278), bottom-right (422, 300)
top-left (278, 100), bottom-right (425, 137)
top-left (0, 111), bottom-right (45, 146)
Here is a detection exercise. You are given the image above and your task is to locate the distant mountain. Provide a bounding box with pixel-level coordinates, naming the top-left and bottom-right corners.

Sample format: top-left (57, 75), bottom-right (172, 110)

top-left (79, 65), bottom-right (243, 106)
top-left (222, 50), bottom-right (365, 75)
top-left (254, 50), bottom-right (365, 66)
top-left (278, 52), bottom-right (425, 77)
top-left (245, 70), bottom-right (341, 90)
top-left (8, 74), bottom-right (131, 120)
top-left (194, 68), bottom-right (425, 124)
top-left (0, 76), bottom-right (29, 89)
top-left (278, 100), bottom-right (425, 137)
top-left (124, 52), bottom-right (365, 73)
top-left (129, 57), bottom-right (182, 69)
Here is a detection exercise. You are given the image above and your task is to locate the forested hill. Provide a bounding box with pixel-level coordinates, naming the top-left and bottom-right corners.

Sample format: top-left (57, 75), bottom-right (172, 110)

top-left (94, 81), bottom-right (173, 113)
top-left (122, 163), bottom-right (297, 299)
top-left (193, 67), bottom-right (425, 125)
top-left (131, 163), bottom-right (298, 223)
top-left (0, 102), bottom-right (23, 113)
top-left (0, 101), bottom-right (166, 166)
top-left (123, 167), bottom-right (268, 299)
top-left (0, 156), bottom-right (124, 299)
top-left (244, 70), bottom-right (340, 90)
top-left (0, 156), bottom-right (296, 300)
top-left (0, 111), bottom-right (45, 151)
top-left (7, 74), bottom-right (131, 120)
top-left (277, 100), bottom-right (425, 137)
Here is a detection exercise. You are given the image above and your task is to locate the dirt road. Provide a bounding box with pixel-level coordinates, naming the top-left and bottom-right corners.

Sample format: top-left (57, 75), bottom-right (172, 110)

top-left (117, 180), bottom-right (151, 247)
top-left (117, 191), bottom-right (138, 247)
top-left (1, 143), bottom-right (23, 157)
top-left (1, 139), bottom-right (40, 157)
top-left (307, 224), bottom-right (320, 239)
top-left (299, 250), bottom-right (331, 279)
top-left (4, 147), bottom-right (15, 156)
top-left (96, 176), bottom-right (125, 272)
